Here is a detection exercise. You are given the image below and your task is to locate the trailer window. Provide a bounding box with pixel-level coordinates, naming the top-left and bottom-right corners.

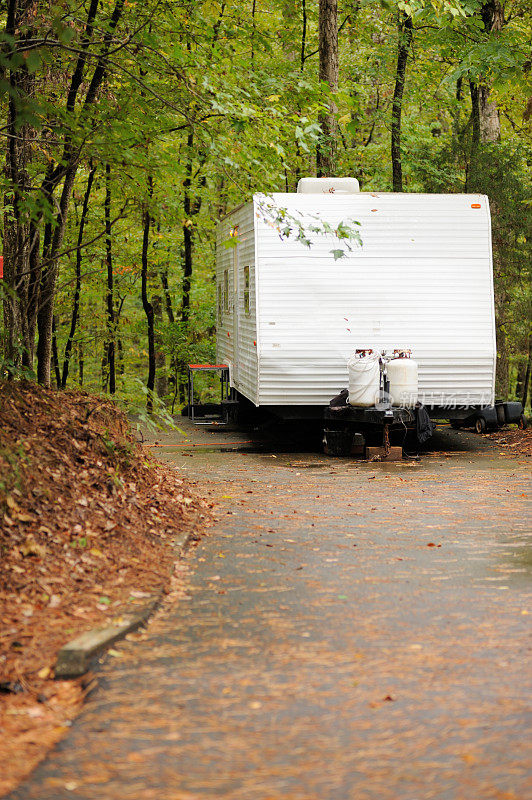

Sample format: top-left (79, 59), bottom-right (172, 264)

top-left (243, 266), bottom-right (250, 314)
top-left (223, 270), bottom-right (229, 312)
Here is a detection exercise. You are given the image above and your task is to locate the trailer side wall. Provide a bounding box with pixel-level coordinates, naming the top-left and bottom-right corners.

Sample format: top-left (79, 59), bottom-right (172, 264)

top-left (216, 203), bottom-right (259, 403)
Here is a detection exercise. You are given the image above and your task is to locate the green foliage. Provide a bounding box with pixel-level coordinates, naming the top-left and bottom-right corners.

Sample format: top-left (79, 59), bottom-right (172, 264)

top-left (1, 0), bottom-right (531, 404)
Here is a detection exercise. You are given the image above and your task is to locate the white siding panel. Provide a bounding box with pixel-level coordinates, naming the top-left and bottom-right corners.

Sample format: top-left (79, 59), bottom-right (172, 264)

top-left (254, 193), bottom-right (495, 407)
top-left (216, 203), bottom-right (259, 403)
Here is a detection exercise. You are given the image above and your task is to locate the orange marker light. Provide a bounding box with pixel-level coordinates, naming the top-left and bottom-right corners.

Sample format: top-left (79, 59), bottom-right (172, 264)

top-left (471, 203), bottom-right (481, 209)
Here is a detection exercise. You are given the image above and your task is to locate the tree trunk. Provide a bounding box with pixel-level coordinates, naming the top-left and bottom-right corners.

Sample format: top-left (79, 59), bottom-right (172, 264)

top-left (316, 0), bottom-right (338, 177)
top-left (522, 336), bottom-right (531, 410)
top-left (141, 177), bottom-right (155, 411)
top-left (62, 161), bottom-right (96, 388)
top-left (117, 335), bottom-right (124, 376)
top-left (2, 0), bottom-right (37, 369)
top-left (391, 13), bottom-right (413, 192)
top-left (153, 295), bottom-right (168, 397)
top-left (469, 0), bottom-right (503, 145)
top-left (51, 316), bottom-right (61, 388)
top-left (300, 0), bottom-right (307, 71)
top-left (78, 341), bottom-right (84, 386)
top-left (160, 267), bottom-right (175, 324)
top-left (36, 166), bottom-right (78, 385)
top-left (495, 316), bottom-right (509, 398)
top-left (182, 136), bottom-right (194, 327)
top-left (104, 162), bottom-right (116, 394)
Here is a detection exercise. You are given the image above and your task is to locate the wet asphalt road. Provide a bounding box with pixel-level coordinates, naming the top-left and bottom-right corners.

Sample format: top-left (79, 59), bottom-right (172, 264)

top-left (9, 422), bottom-right (532, 800)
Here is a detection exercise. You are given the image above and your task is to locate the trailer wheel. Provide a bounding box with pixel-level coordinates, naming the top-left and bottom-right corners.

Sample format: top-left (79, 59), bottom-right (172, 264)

top-left (518, 413), bottom-right (528, 430)
top-left (475, 417), bottom-right (486, 434)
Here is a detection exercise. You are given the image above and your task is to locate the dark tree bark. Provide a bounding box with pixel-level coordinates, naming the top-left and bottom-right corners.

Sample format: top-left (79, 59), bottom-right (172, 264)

top-left (469, 0), bottom-right (503, 145)
top-left (182, 134), bottom-right (194, 327)
top-left (141, 177), bottom-right (155, 411)
top-left (51, 316), bottom-right (61, 388)
top-left (2, 0), bottom-right (37, 369)
top-left (391, 13), bottom-right (413, 192)
top-left (61, 161), bottom-right (96, 388)
top-left (522, 336), bottom-right (532, 409)
top-left (469, 81), bottom-right (481, 148)
top-left (181, 132), bottom-right (206, 325)
top-left (160, 267), bottom-right (175, 324)
top-left (78, 341), bottom-right (84, 386)
top-left (317, 0), bottom-right (339, 177)
top-left (36, 166), bottom-right (79, 385)
top-left (515, 360), bottom-right (526, 400)
top-left (300, 0), bottom-right (307, 71)
top-left (104, 162), bottom-right (116, 394)
top-left (117, 334), bottom-right (124, 376)
top-left (251, 0), bottom-right (257, 64)
top-left (152, 295), bottom-right (168, 397)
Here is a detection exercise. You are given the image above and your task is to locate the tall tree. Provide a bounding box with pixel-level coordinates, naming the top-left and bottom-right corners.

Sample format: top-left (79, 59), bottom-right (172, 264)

top-left (317, 0), bottom-right (339, 176)
top-left (61, 162), bottom-right (96, 388)
top-left (104, 163), bottom-right (116, 394)
top-left (391, 12), bottom-right (413, 192)
top-left (475, 0), bottom-right (504, 143)
top-left (2, 0), bottom-right (38, 370)
top-left (141, 176), bottom-right (155, 411)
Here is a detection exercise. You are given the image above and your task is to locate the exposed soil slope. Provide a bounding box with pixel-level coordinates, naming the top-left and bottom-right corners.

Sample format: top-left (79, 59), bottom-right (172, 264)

top-left (0, 381), bottom-right (207, 795)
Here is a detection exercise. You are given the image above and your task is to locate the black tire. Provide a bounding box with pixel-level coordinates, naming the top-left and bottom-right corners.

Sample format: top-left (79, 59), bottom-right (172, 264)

top-left (475, 417), bottom-right (487, 434)
top-left (518, 413), bottom-right (528, 430)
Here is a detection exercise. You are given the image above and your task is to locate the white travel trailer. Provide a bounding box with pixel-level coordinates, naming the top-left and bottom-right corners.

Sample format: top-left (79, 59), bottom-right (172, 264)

top-left (215, 179), bottom-right (499, 425)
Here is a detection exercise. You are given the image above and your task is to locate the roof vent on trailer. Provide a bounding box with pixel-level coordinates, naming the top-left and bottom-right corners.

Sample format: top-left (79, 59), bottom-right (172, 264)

top-left (297, 177), bottom-right (360, 194)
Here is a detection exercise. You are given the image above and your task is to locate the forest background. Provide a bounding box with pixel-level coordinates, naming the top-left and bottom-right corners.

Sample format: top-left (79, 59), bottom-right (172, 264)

top-left (1, 0), bottom-right (531, 413)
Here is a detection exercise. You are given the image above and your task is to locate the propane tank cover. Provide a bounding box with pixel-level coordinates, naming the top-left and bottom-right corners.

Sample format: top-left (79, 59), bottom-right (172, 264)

top-left (387, 353), bottom-right (419, 407)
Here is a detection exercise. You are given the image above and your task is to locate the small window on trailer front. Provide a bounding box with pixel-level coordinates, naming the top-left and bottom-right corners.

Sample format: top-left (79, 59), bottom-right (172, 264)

top-left (223, 269), bottom-right (229, 312)
top-left (243, 266), bottom-right (250, 315)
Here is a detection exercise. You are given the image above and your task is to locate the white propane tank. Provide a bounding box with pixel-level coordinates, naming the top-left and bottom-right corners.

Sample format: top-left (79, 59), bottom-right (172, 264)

top-left (387, 350), bottom-right (418, 407)
top-left (348, 349), bottom-right (380, 407)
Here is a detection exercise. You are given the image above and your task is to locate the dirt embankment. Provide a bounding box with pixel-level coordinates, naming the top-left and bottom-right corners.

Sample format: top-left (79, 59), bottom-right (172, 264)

top-left (0, 381), bottom-right (208, 795)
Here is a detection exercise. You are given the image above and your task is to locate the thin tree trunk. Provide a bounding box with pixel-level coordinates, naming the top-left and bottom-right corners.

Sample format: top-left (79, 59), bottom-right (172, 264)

top-left (515, 360), bottom-right (526, 399)
top-left (160, 270), bottom-right (175, 324)
top-left (36, 166), bottom-right (78, 385)
top-left (51, 316), bottom-right (61, 388)
top-left (104, 162), bottom-right (116, 394)
top-left (317, 0), bottom-right (339, 177)
top-left (391, 13), bottom-right (413, 192)
top-left (301, 0), bottom-right (307, 71)
top-left (2, 0), bottom-right (36, 369)
top-left (495, 310), bottom-right (509, 398)
top-left (522, 336), bottom-right (532, 409)
top-left (152, 295), bottom-right (167, 397)
top-left (469, 81), bottom-right (481, 148)
top-left (251, 0), bottom-right (256, 64)
top-left (117, 335), bottom-right (124, 376)
top-left (141, 176), bottom-right (155, 411)
top-left (468, 1), bottom-right (503, 146)
top-left (61, 161), bottom-right (96, 388)
top-left (181, 133), bottom-right (206, 325)
top-left (78, 341), bottom-right (84, 386)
